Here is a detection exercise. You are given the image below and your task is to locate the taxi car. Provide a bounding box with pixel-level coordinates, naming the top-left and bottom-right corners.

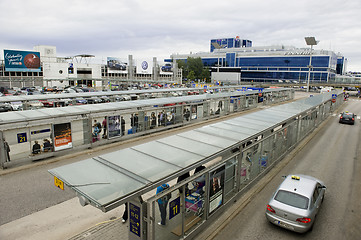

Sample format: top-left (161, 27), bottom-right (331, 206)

top-left (339, 111), bottom-right (355, 125)
top-left (265, 175), bottom-right (326, 233)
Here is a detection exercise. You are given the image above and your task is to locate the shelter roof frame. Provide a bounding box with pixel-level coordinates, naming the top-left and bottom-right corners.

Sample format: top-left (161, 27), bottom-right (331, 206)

top-left (48, 91), bottom-right (338, 213)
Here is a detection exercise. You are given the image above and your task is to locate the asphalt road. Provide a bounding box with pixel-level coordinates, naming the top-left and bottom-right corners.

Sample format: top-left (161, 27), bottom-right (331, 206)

top-left (212, 98), bottom-right (361, 240)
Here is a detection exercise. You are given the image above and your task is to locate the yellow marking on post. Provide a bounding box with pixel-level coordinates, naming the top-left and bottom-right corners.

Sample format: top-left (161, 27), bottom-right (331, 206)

top-left (54, 176), bottom-right (64, 190)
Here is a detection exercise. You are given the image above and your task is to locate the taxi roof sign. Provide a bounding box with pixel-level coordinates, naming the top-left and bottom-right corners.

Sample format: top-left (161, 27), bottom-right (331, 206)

top-left (291, 175), bottom-right (300, 180)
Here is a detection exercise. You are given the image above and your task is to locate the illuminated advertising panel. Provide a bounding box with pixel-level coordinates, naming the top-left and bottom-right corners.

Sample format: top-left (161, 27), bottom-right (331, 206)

top-left (208, 165), bottom-right (225, 214)
top-left (108, 115), bottom-right (121, 138)
top-left (53, 122), bottom-right (72, 151)
top-left (107, 57), bottom-right (127, 73)
top-left (4, 49), bottom-right (41, 72)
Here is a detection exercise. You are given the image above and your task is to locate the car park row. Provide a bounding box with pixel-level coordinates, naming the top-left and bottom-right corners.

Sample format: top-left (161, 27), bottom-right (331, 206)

top-left (0, 85), bottom-right (261, 111)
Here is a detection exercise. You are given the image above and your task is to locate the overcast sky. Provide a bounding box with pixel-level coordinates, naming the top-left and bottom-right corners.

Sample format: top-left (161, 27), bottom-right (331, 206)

top-left (1, 0), bottom-right (361, 71)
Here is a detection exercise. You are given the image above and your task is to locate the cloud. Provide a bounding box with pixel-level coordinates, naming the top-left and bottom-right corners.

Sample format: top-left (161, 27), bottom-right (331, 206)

top-left (1, 0), bottom-right (361, 70)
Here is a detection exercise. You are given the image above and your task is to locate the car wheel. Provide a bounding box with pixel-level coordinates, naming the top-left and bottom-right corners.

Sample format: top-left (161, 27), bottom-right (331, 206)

top-left (309, 222), bottom-right (314, 232)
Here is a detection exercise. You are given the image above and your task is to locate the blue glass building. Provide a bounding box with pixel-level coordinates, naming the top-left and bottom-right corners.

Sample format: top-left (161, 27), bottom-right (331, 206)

top-left (168, 38), bottom-right (346, 83)
top-left (210, 37), bottom-right (252, 52)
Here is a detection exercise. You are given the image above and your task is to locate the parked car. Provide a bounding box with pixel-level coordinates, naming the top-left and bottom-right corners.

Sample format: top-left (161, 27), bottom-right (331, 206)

top-left (24, 101), bottom-right (44, 110)
top-left (86, 97), bottom-right (102, 104)
top-left (10, 101), bottom-right (23, 111)
top-left (0, 103), bottom-right (12, 112)
top-left (339, 111), bottom-right (355, 125)
top-left (57, 98), bottom-right (72, 107)
top-left (62, 88), bottom-right (77, 93)
top-left (81, 88), bottom-right (96, 92)
top-left (115, 95), bottom-right (131, 101)
top-left (40, 99), bottom-right (56, 107)
top-left (75, 98), bottom-right (88, 105)
top-left (265, 174), bottom-right (326, 233)
top-left (100, 96), bottom-right (111, 103)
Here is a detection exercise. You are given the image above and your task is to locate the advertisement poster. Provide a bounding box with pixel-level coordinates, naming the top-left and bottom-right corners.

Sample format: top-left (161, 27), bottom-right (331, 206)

top-left (53, 123), bottom-right (72, 151)
top-left (108, 115), bottom-right (121, 138)
top-left (159, 62), bottom-right (173, 75)
top-left (136, 59), bottom-right (152, 74)
top-left (209, 165), bottom-right (225, 214)
top-left (4, 49), bottom-right (41, 72)
top-left (107, 57), bottom-right (127, 73)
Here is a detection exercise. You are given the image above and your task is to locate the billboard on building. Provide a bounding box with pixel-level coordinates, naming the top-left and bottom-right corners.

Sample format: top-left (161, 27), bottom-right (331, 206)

top-left (159, 62), bottom-right (173, 75)
top-left (4, 49), bottom-right (41, 72)
top-left (107, 57), bottom-right (127, 73)
top-left (136, 59), bottom-right (152, 74)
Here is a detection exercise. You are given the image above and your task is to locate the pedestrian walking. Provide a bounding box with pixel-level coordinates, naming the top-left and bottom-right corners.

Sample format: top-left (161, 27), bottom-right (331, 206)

top-left (4, 138), bottom-right (10, 162)
top-left (102, 117), bottom-right (107, 138)
top-left (121, 116), bottom-right (125, 135)
top-left (156, 183), bottom-right (171, 226)
top-left (122, 203), bottom-right (128, 223)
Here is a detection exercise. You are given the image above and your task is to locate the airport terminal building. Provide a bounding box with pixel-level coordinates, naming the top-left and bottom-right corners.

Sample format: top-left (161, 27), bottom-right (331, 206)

top-left (168, 37), bottom-right (347, 84)
top-left (0, 38), bottom-right (349, 88)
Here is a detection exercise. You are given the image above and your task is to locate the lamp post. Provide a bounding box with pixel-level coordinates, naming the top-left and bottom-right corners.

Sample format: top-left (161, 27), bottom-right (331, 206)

top-left (304, 37), bottom-right (319, 92)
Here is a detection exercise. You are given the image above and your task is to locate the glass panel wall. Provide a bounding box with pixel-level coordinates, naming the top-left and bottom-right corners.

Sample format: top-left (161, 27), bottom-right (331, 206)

top-left (224, 156), bottom-right (238, 203)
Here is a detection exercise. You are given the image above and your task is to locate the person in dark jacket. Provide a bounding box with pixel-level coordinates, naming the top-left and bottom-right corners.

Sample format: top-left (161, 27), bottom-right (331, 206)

top-left (121, 116), bottom-right (125, 135)
top-left (177, 172), bottom-right (190, 195)
top-left (32, 141), bottom-right (41, 154)
top-left (43, 139), bottom-right (52, 152)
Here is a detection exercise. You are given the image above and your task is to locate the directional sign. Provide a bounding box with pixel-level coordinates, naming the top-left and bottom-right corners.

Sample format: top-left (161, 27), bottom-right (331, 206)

top-left (169, 197), bottom-right (180, 220)
top-left (17, 132), bottom-right (27, 143)
top-left (130, 203), bottom-right (141, 237)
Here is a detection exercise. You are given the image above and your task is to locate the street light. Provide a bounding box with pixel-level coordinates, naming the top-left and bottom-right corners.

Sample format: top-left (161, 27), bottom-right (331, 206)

top-left (304, 37), bottom-right (319, 92)
top-left (211, 42), bottom-right (225, 73)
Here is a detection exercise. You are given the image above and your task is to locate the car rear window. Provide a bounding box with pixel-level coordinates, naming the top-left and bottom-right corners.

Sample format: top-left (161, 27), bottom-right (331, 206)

top-left (342, 113), bottom-right (353, 118)
top-left (274, 190), bottom-right (309, 209)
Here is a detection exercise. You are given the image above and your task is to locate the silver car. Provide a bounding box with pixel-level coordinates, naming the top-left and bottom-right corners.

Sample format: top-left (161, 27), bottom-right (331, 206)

top-left (265, 174), bottom-right (326, 233)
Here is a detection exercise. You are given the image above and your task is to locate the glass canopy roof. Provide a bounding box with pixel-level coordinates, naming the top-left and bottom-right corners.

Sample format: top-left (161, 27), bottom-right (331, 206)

top-left (49, 92), bottom-right (336, 212)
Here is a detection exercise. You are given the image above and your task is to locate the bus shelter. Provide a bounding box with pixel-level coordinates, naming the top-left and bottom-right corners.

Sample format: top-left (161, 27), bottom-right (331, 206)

top-left (1, 88), bottom-right (295, 168)
top-left (48, 91), bottom-right (342, 239)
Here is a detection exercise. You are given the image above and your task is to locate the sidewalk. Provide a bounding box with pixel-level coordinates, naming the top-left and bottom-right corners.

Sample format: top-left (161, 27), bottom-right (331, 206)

top-left (0, 198), bottom-right (126, 240)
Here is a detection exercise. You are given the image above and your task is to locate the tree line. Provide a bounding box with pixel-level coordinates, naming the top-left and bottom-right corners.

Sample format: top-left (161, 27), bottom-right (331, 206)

top-left (176, 57), bottom-right (210, 83)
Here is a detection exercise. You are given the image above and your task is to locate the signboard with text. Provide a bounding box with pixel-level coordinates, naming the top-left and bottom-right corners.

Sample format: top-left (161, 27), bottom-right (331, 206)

top-left (129, 203), bottom-right (141, 237)
top-left (4, 49), bottom-right (41, 72)
top-left (169, 197), bottom-right (180, 220)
